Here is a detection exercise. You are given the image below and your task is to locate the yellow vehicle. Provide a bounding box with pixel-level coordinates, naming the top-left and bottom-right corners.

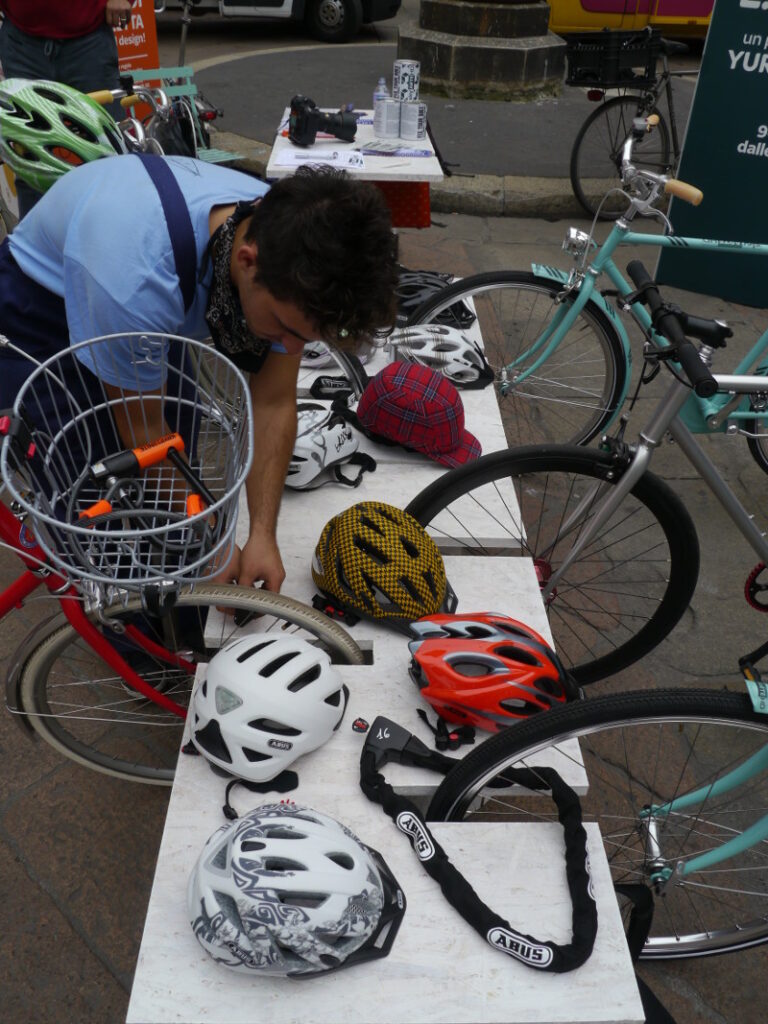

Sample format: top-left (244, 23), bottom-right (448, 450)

top-left (548, 0), bottom-right (712, 39)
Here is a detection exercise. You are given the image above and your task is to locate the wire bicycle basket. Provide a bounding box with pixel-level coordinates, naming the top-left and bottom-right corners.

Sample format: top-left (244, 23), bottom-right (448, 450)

top-left (0, 333), bottom-right (253, 590)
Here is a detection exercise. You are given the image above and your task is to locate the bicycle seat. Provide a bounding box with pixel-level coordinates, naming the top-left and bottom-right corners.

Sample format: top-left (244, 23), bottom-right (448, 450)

top-left (660, 39), bottom-right (689, 57)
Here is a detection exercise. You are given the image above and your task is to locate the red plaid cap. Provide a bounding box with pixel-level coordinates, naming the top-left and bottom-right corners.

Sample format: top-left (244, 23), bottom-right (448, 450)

top-left (357, 361), bottom-right (481, 467)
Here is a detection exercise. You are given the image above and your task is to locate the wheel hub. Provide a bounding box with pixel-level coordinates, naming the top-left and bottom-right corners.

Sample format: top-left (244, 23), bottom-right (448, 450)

top-left (318, 0), bottom-right (344, 27)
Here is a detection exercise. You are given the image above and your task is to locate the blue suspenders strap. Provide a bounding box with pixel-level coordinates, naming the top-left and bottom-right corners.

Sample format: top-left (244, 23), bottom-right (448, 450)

top-left (134, 153), bottom-right (197, 314)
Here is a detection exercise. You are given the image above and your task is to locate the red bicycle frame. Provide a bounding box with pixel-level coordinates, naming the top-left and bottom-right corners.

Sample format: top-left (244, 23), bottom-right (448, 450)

top-left (0, 498), bottom-right (188, 717)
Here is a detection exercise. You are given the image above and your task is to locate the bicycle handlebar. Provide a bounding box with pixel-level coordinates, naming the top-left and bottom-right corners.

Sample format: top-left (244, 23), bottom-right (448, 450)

top-left (87, 85), bottom-right (170, 117)
top-left (626, 260), bottom-right (718, 398)
top-left (664, 179), bottom-right (703, 205)
top-left (620, 117), bottom-right (704, 206)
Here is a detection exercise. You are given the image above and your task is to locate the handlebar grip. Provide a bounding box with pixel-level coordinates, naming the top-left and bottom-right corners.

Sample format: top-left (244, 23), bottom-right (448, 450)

top-left (120, 94), bottom-right (140, 109)
top-left (664, 179), bottom-right (704, 206)
top-left (626, 260), bottom-right (718, 399)
top-left (87, 90), bottom-right (117, 106)
top-left (645, 113), bottom-right (660, 129)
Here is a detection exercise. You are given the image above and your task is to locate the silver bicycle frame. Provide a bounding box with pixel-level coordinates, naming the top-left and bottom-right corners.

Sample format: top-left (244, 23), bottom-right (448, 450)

top-left (542, 369), bottom-right (768, 602)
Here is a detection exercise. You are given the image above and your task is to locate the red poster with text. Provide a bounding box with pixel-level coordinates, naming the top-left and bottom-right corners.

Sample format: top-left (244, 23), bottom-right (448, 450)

top-left (115, 0), bottom-right (160, 74)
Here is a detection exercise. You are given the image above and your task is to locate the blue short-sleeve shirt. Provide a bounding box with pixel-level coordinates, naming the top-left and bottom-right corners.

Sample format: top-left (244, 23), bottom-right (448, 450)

top-left (8, 155), bottom-right (271, 388)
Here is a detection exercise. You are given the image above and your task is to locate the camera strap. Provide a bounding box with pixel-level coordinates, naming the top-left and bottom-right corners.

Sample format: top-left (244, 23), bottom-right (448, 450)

top-left (359, 716), bottom-right (598, 973)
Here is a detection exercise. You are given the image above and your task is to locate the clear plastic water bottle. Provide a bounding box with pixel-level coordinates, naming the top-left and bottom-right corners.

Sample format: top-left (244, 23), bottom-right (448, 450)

top-left (373, 76), bottom-right (390, 108)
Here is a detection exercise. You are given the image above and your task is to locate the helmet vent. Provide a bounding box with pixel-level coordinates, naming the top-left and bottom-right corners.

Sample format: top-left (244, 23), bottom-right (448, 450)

top-left (324, 688), bottom-right (342, 707)
top-left (278, 891), bottom-right (328, 908)
top-left (236, 638), bottom-right (277, 662)
top-left (35, 85), bottom-right (68, 106)
top-left (20, 105), bottom-right (52, 132)
top-left (359, 513), bottom-right (385, 535)
top-left (450, 659), bottom-right (492, 678)
top-left (367, 576), bottom-right (397, 612)
top-left (263, 826), bottom-right (305, 840)
top-left (242, 747), bottom-right (271, 763)
top-left (261, 650), bottom-right (301, 677)
top-left (60, 114), bottom-right (98, 144)
top-left (287, 664), bottom-right (322, 691)
top-left (335, 556), bottom-right (355, 597)
top-left (215, 891), bottom-right (245, 929)
top-left (399, 576), bottom-right (424, 605)
top-left (210, 845), bottom-right (229, 870)
top-left (266, 858), bottom-right (307, 873)
top-left (499, 697), bottom-right (527, 711)
top-left (401, 537), bottom-right (419, 559)
top-left (194, 719), bottom-right (233, 763)
top-left (326, 852), bottom-right (355, 870)
top-left (375, 505), bottom-right (399, 525)
top-left (248, 718), bottom-right (302, 736)
top-left (240, 840), bottom-right (266, 852)
top-left (495, 644), bottom-right (541, 667)
top-left (421, 568), bottom-right (438, 598)
top-left (466, 625), bottom-right (494, 638)
top-left (353, 535), bottom-right (388, 565)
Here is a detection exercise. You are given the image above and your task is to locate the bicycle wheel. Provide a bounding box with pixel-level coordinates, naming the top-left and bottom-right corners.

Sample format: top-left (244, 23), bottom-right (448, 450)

top-left (570, 96), bottom-right (672, 220)
top-left (407, 272), bottom-right (627, 447)
top-left (18, 584), bottom-right (364, 785)
top-left (405, 446), bottom-right (698, 684)
top-left (427, 688), bottom-right (768, 958)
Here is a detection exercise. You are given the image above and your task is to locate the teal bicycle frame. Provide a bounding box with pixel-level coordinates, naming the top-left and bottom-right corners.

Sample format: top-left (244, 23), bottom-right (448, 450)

top-left (639, 738), bottom-right (768, 885)
top-left (521, 218), bottom-right (768, 435)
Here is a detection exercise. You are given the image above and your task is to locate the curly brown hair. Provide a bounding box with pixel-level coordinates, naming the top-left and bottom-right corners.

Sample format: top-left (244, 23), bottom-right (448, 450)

top-left (244, 166), bottom-right (399, 348)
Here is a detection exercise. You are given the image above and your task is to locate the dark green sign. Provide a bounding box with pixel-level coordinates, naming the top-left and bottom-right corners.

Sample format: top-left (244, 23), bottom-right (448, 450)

top-left (657, 0), bottom-right (768, 306)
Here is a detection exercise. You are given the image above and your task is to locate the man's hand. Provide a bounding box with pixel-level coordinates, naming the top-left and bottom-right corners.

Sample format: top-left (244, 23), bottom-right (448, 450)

top-left (210, 530), bottom-right (286, 593)
top-left (240, 530), bottom-right (286, 592)
top-left (106, 0), bottom-right (133, 28)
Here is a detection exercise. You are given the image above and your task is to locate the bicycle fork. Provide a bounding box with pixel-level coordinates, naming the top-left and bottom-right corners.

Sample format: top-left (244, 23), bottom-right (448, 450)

top-left (639, 743), bottom-right (768, 888)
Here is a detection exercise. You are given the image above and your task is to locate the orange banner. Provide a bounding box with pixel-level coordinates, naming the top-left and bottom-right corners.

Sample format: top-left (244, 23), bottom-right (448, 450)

top-left (115, 0), bottom-right (160, 74)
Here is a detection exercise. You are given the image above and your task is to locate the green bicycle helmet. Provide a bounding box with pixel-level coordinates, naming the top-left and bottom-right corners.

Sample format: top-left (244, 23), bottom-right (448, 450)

top-left (0, 78), bottom-right (126, 193)
top-left (312, 500), bottom-right (457, 633)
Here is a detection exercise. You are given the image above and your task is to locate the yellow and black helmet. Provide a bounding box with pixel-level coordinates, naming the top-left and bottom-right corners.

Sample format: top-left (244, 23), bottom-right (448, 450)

top-left (312, 501), bottom-right (456, 633)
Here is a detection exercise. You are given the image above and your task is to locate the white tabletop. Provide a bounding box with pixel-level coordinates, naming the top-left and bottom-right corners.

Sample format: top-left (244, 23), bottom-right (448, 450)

top-left (126, 315), bottom-right (644, 1024)
top-left (266, 109), bottom-right (444, 184)
top-left (126, 554), bottom-right (642, 1024)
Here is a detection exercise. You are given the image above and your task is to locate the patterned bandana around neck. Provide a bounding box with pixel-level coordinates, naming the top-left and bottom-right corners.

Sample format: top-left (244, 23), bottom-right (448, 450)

top-left (204, 200), bottom-right (271, 372)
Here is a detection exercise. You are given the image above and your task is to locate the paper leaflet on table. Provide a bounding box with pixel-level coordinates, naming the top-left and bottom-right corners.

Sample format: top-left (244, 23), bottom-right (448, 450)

top-left (273, 149), bottom-right (366, 169)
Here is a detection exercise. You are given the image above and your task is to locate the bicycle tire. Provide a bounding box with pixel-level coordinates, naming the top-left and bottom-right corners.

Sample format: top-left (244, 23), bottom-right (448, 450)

top-left (570, 96), bottom-right (672, 221)
top-left (299, 347), bottom-right (370, 402)
top-left (407, 271), bottom-right (627, 448)
top-left (18, 584), bottom-right (363, 785)
top-left (404, 446), bottom-right (699, 684)
top-left (427, 687), bottom-right (768, 958)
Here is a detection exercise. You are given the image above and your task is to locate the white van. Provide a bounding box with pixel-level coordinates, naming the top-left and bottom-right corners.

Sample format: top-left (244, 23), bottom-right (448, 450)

top-left (159, 0), bottom-right (402, 44)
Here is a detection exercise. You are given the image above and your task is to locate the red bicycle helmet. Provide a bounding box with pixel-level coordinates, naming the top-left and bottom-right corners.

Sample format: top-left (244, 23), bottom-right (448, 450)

top-left (408, 612), bottom-right (578, 733)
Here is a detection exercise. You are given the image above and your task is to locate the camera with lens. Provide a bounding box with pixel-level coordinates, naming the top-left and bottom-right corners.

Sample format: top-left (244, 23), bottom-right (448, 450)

top-left (288, 95), bottom-right (358, 148)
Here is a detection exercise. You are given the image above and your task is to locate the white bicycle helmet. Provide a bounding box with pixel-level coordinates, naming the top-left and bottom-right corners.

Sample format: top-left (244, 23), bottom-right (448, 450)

top-left (287, 404), bottom-right (374, 490)
top-left (189, 635), bottom-right (348, 782)
top-left (188, 802), bottom-right (406, 976)
top-left (388, 324), bottom-right (494, 390)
